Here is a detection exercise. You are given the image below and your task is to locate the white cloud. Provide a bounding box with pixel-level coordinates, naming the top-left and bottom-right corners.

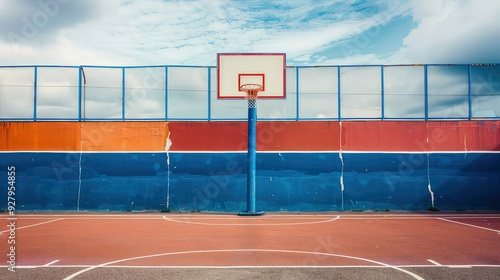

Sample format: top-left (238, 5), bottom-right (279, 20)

top-left (390, 0), bottom-right (500, 63)
top-left (0, 0), bottom-right (414, 66)
top-left (1, 0), bottom-right (498, 66)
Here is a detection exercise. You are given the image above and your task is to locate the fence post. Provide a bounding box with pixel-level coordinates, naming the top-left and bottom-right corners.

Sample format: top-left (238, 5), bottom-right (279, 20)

top-left (468, 64), bottom-right (472, 120)
top-left (424, 65), bottom-right (429, 121)
top-left (295, 67), bottom-right (300, 121)
top-left (33, 66), bottom-right (38, 121)
top-left (122, 67), bottom-right (126, 120)
top-left (337, 66), bottom-right (341, 120)
top-left (381, 65), bottom-right (385, 120)
top-left (207, 67), bottom-right (211, 121)
top-left (165, 67), bottom-right (169, 120)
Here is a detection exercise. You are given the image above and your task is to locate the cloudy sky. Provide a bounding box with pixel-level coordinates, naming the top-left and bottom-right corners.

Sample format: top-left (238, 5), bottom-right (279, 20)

top-left (0, 0), bottom-right (499, 120)
top-left (1, 0), bottom-right (499, 66)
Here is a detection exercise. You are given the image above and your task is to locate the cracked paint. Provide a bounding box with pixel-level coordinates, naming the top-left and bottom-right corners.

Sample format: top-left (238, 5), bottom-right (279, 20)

top-left (427, 153), bottom-right (435, 209)
top-left (464, 134), bottom-right (468, 158)
top-left (165, 130), bottom-right (173, 210)
top-left (426, 123), bottom-right (435, 209)
top-left (339, 121), bottom-right (345, 211)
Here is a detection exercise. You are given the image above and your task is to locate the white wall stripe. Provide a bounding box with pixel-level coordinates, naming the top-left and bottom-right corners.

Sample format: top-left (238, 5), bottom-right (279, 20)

top-left (1, 150), bottom-right (499, 154)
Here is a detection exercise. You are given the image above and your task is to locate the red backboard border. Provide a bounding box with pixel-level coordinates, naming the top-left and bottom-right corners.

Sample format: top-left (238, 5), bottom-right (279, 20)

top-left (217, 53), bottom-right (286, 99)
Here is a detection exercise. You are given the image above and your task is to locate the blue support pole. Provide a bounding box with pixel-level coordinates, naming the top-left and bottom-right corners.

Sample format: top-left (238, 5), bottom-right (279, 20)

top-left (238, 98), bottom-right (264, 216)
top-left (247, 106), bottom-right (257, 212)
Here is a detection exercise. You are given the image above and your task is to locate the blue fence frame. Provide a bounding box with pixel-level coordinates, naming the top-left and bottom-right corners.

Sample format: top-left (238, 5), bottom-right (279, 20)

top-left (0, 64), bottom-right (498, 121)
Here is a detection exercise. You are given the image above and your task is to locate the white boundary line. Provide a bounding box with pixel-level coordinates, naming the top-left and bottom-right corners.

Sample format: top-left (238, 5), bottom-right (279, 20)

top-left (7, 213), bottom-right (500, 217)
top-left (62, 249), bottom-right (425, 280)
top-left (3, 214), bottom-right (499, 220)
top-left (1, 150), bottom-right (500, 154)
top-left (162, 215), bottom-right (340, 226)
top-left (163, 216), bottom-right (336, 220)
top-left (0, 218), bottom-right (63, 233)
top-left (43, 260), bottom-right (60, 267)
top-left (4, 264), bottom-right (500, 269)
top-left (437, 218), bottom-right (500, 234)
top-left (427, 259), bottom-right (443, 266)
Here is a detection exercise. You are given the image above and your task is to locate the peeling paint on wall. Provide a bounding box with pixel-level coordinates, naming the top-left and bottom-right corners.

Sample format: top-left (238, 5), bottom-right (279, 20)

top-left (165, 129), bottom-right (172, 210)
top-left (339, 121), bottom-right (345, 211)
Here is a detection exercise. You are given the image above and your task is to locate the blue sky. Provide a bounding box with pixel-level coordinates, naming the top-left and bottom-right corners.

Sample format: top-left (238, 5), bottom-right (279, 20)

top-left (1, 0), bottom-right (499, 66)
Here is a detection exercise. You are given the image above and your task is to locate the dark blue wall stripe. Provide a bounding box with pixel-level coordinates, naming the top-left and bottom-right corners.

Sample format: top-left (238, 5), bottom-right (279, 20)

top-left (1, 152), bottom-right (499, 211)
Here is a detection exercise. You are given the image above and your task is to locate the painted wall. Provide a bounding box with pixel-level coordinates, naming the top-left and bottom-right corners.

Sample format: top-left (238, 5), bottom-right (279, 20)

top-left (0, 121), bottom-right (499, 212)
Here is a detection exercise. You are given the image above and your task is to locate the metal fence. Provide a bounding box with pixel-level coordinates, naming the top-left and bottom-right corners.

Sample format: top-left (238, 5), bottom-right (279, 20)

top-left (0, 64), bottom-right (498, 121)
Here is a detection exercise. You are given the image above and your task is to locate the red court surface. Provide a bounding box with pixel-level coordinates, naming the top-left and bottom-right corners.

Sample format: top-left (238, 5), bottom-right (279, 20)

top-left (1, 212), bottom-right (499, 279)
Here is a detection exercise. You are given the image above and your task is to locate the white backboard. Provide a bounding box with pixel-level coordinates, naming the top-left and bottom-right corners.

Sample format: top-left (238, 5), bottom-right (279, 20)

top-left (217, 53), bottom-right (286, 99)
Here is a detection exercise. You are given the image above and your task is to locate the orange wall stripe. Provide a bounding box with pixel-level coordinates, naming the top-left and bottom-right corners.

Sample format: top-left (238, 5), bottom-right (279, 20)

top-left (0, 122), bottom-right (81, 151)
top-left (81, 122), bottom-right (169, 151)
top-left (0, 122), bottom-right (170, 152)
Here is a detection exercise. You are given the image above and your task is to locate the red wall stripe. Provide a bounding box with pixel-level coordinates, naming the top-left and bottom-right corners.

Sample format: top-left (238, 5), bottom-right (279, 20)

top-left (168, 121), bottom-right (340, 151)
top-left (341, 121), bottom-right (499, 152)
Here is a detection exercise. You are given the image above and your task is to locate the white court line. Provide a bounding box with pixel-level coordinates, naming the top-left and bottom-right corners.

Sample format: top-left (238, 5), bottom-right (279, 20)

top-left (2, 214), bottom-right (499, 221)
top-left (3, 264), bottom-right (500, 269)
top-left (438, 218), bottom-right (500, 234)
top-left (4, 150), bottom-right (499, 154)
top-left (43, 260), bottom-right (60, 267)
top-left (427, 259), bottom-right (442, 266)
top-left (0, 218), bottom-right (63, 233)
top-left (335, 214), bottom-right (500, 219)
top-left (7, 214), bottom-right (341, 218)
top-left (163, 215), bottom-right (340, 226)
top-left (1, 215), bottom-right (342, 221)
top-left (62, 249), bottom-right (424, 280)
top-left (3, 214), bottom-right (344, 221)
top-left (162, 216), bottom-right (338, 220)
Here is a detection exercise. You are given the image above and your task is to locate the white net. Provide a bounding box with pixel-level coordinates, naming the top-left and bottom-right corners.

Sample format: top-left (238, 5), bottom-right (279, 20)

top-left (247, 99), bottom-right (257, 108)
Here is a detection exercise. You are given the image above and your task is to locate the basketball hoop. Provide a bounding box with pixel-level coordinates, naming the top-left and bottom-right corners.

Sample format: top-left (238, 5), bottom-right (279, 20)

top-left (240, 84), bottom-right (263, 108)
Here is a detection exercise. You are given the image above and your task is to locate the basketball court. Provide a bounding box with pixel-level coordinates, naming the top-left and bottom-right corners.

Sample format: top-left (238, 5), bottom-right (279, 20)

top-left (1, 212), bottom-right (499, 279)
top-left (1, 54), bottom-right (499, 279)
